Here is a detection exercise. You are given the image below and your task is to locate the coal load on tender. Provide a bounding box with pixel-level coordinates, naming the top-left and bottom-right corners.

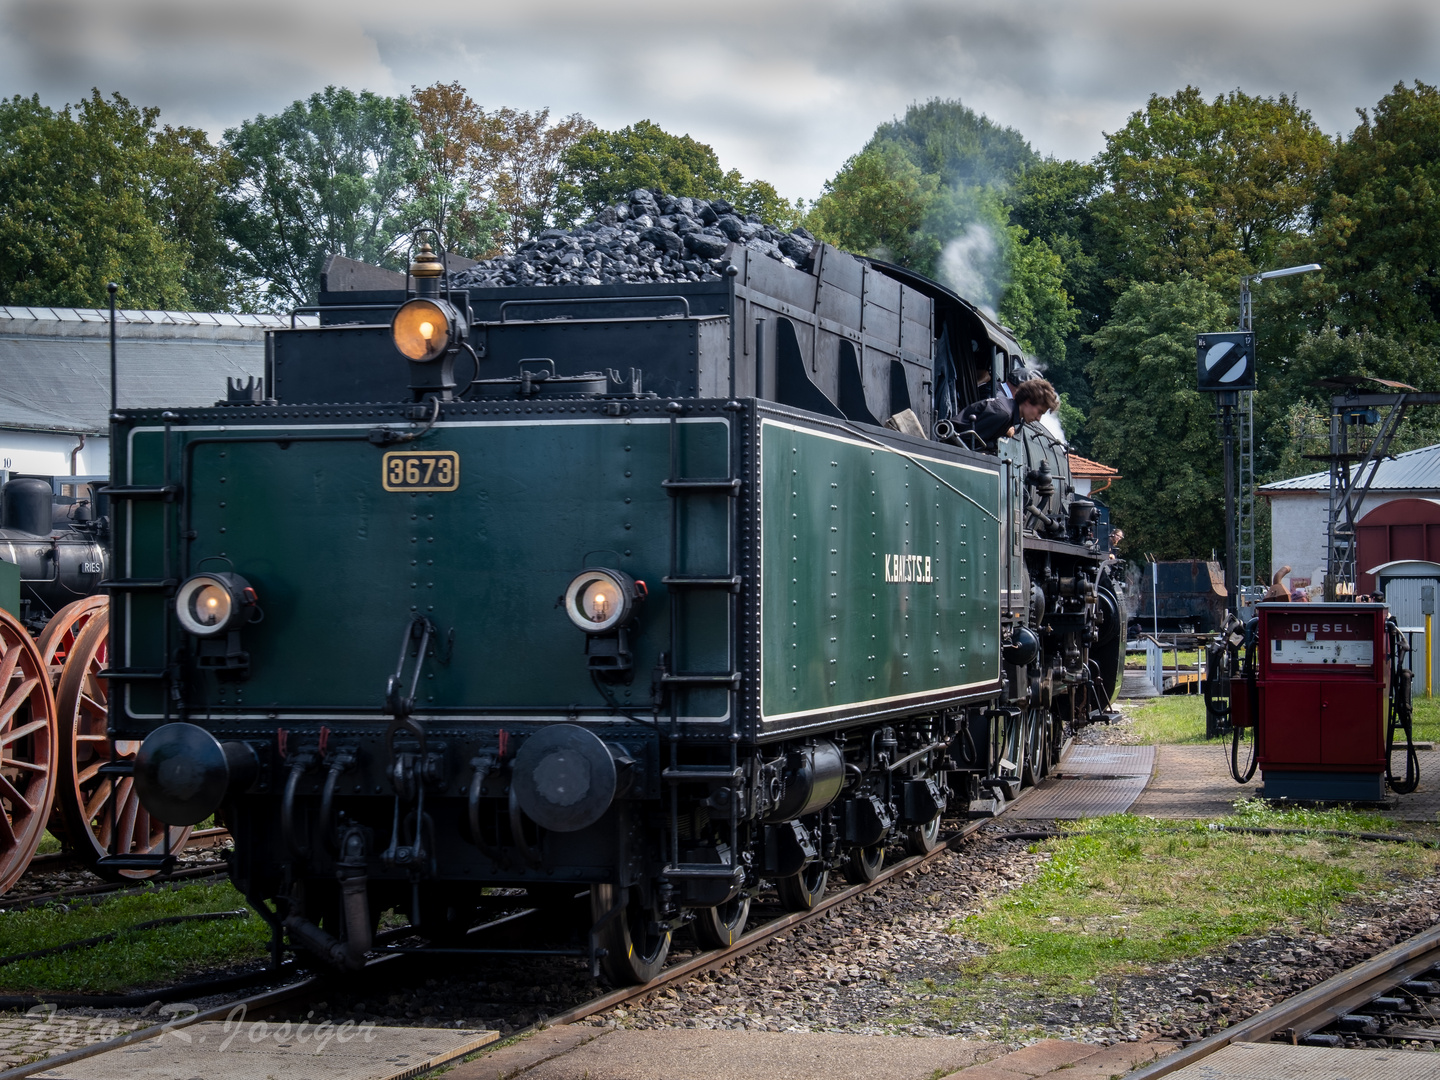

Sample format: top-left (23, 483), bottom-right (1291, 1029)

top-left (447, 188), bottom-right (817, 288)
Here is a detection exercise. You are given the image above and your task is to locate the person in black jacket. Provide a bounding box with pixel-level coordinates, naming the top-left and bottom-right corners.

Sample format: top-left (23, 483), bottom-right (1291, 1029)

top-left (955, 378), bottom-right (1058, 446)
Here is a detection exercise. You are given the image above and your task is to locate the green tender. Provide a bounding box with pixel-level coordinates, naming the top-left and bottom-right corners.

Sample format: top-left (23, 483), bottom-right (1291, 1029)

top-left (115, 415), bottom-right (731, 720)
top-left (759, 418), bottom-right (1001, 725)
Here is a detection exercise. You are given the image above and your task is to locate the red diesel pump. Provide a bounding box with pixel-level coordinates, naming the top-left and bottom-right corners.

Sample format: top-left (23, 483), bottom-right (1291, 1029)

top-left (1209, 603), bottom-right (1419, 801)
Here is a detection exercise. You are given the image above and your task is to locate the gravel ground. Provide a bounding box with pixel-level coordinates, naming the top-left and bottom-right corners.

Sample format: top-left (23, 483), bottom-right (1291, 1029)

top-left (577, 827), bottom-right (1440, 1052)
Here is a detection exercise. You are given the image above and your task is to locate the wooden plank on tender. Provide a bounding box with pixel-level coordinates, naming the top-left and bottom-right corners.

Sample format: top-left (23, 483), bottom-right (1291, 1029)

top-left (862, 266), bottom-right (901, 313)
top-left (816, 285), bottom-right (861, 330)
top-left (33, 1024), bottom-right (497, 1080)
top-left (744, 252), bottom-right (817, 312)
top-left (861, 302), bottom-right (900, 348)
top-left (902, 316), bottom-right (932, 355)
top-left (816, 243), bottom-right (863, 297)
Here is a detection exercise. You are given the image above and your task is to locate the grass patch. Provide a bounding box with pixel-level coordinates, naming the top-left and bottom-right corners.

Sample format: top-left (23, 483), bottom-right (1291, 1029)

top-left (0, 882), bottom-right (269, 994)
top-left (1119, 696), bottom-right (1210, 745)
top-left (1409, 695), bottom-right (1440, 745)
top-left (938, 813), bottom-right (1435, 1005)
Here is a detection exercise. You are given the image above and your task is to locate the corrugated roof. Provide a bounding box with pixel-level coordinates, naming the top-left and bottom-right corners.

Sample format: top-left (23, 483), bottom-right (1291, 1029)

top-left (1068, 453), bottom-right (1119, 479)
top-left (1260, 443), bottom-right (1440, 493)
top-left (0, 336), bottom-right (265, 434)
top-left (0, 306), bottom-right (298, 328)
top-left (0, 307), bottom-right (322, 434)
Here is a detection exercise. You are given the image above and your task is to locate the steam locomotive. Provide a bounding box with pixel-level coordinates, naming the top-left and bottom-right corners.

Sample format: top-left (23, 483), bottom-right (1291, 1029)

top-left (114, 231), bottom-right (1121, 982)
top-left (0, 475), bottom-right (108, 627)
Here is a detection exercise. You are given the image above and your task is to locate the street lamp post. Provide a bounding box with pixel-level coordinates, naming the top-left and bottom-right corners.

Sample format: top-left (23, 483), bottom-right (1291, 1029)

top-left (1222, 262), bottom-right (1321, 614)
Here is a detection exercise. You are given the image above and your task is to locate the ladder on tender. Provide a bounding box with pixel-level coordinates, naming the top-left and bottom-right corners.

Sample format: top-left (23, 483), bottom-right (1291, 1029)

top-left (659, 402), bottom-right (744, 889)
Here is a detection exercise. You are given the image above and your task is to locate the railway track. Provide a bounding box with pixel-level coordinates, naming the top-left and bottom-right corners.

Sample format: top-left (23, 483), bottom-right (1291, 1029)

top-left (1131, 921), bottom-right (1440, 1077)
top-left (0, 829), bottom-right (232, 912)
top-left (4, 804), bottom-right (1438, 1079)
top-left (0, 814), bottom-right (998, 1079)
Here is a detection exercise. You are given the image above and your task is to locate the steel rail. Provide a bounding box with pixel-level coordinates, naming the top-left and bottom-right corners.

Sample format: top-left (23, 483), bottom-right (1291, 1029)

top-left (27, 828), bottom-right (231, 870)
top-left (1129, 921), bottom-right (1440, 1079)
top-left (0, 866), bottom-right (228, 912)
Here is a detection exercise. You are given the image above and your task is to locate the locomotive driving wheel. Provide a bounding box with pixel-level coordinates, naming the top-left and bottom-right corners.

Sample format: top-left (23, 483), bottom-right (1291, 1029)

top-left (37, 596), bottom-right (109, 847)
top-left (54, 616), bottom-right (191, 879)
top-left (591, 882), bottom-right (671, 985)
top-left (0, 608), bottom-right (58, 893)
top-left (36, 596), bottom-right (108, 675)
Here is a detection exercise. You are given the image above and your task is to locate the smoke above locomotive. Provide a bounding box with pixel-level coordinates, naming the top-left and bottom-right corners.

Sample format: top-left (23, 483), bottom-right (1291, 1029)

top-left (112, 192), bottom-right (1120, 983)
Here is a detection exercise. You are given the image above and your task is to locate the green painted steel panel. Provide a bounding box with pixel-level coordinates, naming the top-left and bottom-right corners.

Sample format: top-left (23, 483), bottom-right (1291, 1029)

top-left (759, 419), bottom-right (1000, 723)
top-left (0, 560), bottom-right (18, 618)
top-left (116, 416), bottom-right (730, 721)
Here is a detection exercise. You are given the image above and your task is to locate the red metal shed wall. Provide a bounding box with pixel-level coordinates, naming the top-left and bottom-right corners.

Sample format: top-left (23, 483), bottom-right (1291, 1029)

top-left (1355, 498), bottom-right (1440, 592)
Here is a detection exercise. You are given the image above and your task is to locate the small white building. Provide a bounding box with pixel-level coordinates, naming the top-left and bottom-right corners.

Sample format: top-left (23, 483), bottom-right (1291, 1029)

top-left (1259, 443), bottom-right (1440, 597)
top-left (0, 305), bottom-right (304, 479)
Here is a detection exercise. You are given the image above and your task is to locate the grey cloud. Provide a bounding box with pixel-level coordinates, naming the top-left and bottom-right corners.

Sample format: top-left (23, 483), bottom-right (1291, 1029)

top-left (1, 0), bottom-right (1438, 200)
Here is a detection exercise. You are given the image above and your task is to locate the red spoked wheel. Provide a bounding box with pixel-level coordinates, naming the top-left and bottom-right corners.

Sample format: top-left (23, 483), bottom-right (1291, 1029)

top-left (35, 596), bottom-right (109, 676)
top-left (0, 609), bottom-right (58, 893)
top-left (55, 616), bottom-right (191, 879)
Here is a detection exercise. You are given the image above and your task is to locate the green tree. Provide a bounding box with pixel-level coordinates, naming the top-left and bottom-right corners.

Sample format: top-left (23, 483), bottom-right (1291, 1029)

top-left (1092, 87), bottom-right (1332, 293)
top-left (561, 120), bottom-right (722, 214)
top-left (222, 87), bottom-right (421, 307)
top-left (480, 106), bottom-right (594, 250)
top-left (408, 82), bottom-right (507, 258)
top-left (868, 97), bottom-right (1037, 189)
top-left (998, 227), bottom-right (1077, 369)
top-left (556, 119), bottom-right (797, 229)
top-left (806, 146), bottom-right (937, 267)
top-left (0, 90), bottom-right (232, 309)
top-left (1085, 277), bottom-right (1233, 558)
top-left (1312, 81), bottom-right (1440, 346)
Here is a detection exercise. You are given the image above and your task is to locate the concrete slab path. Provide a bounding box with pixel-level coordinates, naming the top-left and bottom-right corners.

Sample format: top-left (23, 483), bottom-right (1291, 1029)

top-left (448, 1028), bottom-right (1177, 1080)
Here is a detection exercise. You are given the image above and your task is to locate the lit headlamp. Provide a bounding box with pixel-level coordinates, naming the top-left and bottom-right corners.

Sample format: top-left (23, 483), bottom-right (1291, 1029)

top-left (563, 568), bottom-right (639, 634)
top-left (175, 572), bottom-right (257, 637)
top-left (391, 297), bottom-right (462, 363)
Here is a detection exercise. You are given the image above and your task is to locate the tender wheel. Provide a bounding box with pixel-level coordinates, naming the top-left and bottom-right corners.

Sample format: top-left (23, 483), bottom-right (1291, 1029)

top-left (692, 893), bottom-right (751, 950)
top-left (54, 617), bottom-right (191, 879)
top-left (590, 883), bottom-right (670, 985)
top-left (0, 608), bottom-right (58, 892)
top-left (843, 843), bottom-right (885, 884)
top-left (775, 862), bottom-right (828, 911)
top-left (905, 813), bottom-right (943, 856)
top-left (1022, 705), bottom-right (1045, 785)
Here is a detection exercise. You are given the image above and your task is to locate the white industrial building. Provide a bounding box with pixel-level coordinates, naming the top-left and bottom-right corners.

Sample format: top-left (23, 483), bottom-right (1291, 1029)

top-left (1259, 443), bottom-right (1440, 598)
top-left (0, 305), bottom-right (304, 480)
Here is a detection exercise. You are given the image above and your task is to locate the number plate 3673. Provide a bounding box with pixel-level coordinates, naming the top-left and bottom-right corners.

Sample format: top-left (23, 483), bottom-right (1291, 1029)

top-left (382, 451), bottom-right (459, 492)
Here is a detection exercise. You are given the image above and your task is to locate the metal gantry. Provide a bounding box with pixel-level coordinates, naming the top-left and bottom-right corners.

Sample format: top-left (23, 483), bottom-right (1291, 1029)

top-left (1236, 390), bottom-right (1256, 599)
top-left (1322, 391), bottom-right (1440, 598)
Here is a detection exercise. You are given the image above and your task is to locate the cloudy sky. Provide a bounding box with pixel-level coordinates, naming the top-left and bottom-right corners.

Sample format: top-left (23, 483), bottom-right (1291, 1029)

top-left (1, 0), bottom-right (1436, 202)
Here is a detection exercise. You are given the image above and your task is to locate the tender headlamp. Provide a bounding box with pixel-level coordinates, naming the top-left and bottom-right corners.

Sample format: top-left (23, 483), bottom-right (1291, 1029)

top-left (563, 568), bottom-right (638, 634)
top-left (391, 297), bottom-right (461, 363)
top-left (175, 572), bottom-right (257, 637)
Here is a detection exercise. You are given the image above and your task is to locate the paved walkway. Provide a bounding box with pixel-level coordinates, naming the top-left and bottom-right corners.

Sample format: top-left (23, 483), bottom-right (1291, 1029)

top-left (1123, 745), bottom-right (1440, 821)
top-left (1008, 746), bottom-right (1155, 820)
top-left (450, 1028), bottom-right (1177, 1080)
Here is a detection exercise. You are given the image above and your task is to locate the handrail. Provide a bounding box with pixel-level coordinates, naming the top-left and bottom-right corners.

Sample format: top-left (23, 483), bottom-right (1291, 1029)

top-left (498, 294), bottom-right (691, 322)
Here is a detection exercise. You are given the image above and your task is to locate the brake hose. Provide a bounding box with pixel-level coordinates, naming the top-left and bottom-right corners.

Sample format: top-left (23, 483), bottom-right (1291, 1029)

top-left (1386, 619), bottom-right (1420, 795)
